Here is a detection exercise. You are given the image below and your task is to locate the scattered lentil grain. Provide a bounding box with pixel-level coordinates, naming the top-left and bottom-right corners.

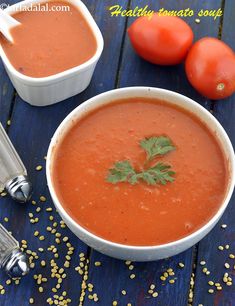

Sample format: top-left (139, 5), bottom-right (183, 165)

top-left (200, 261), bottom-right (206, 266)
top-left (178, 262), bottom-right (184, 268)
top-left (152, 292), bottom-right (158, 298)
top-left (208, 281), bottom-right (214, 286)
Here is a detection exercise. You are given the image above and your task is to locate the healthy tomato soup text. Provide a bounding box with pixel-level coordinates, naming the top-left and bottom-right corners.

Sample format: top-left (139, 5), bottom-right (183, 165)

top-left (52, 98), bottom-right (228, 246)
top-left (0, 1), bottom-right (97, 77)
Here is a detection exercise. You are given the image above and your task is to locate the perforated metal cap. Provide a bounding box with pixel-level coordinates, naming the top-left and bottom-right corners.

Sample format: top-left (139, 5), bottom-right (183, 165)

top-left (2, 249), bottom-right (29, 278)
top-left (6, 175), bottom-right (32, 203)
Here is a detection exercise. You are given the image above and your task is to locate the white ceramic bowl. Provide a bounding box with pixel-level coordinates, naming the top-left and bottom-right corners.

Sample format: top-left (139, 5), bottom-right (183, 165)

top-left (46, 87), bottom-right (235, 261)
top-left (0, 0), bottom-right (104, 106)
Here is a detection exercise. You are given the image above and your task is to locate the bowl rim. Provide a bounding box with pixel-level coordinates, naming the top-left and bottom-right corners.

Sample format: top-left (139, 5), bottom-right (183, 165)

top-left (0, 0), bottom-right (104, 84)
top-left (46, 86), bottom-right (235, 251)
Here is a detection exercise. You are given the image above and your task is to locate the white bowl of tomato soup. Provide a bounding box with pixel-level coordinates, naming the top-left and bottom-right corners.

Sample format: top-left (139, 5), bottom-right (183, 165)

top-left (0, 0), bottom-right (103, 106)
top-left (46, 87), bottom-right (235, 261)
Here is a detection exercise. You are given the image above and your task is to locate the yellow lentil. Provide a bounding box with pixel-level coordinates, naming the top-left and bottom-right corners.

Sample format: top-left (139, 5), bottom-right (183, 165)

top-left (178, 262), bottom-right (185, 268)
top-left (200, 261), bottom-right (206, 265)
top-left (208, 281), bottom-right (214, 286)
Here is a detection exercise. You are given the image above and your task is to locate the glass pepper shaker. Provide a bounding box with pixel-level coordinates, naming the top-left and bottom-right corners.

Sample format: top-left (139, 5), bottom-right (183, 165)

top-left (0, 224), bottom-right (29, 278)
top-left (0, 122), bottom-right (32, 202)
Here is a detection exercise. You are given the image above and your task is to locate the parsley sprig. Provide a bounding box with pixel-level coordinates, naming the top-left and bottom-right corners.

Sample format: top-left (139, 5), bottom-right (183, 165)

top-left (107, 136), bottom-right (176, 186)
top-left (140, 136), bottom-right (175, 161)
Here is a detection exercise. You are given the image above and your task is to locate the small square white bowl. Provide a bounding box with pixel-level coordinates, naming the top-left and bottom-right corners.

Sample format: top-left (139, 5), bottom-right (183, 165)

top-left (0, 0), bottom-right (104, 106)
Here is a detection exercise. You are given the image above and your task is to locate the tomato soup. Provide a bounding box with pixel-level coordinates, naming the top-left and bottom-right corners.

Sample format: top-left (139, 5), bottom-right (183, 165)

top-left (0, 1), bottom-right (97, 77)
top-left (52, 98), bottom-right (228, 246)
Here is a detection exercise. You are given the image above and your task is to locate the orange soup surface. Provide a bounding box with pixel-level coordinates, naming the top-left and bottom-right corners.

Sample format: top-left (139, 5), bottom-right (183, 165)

top-left (0, 1), bottom-right (97, 77)
top-left (52, 98), bottom-right (228, 246)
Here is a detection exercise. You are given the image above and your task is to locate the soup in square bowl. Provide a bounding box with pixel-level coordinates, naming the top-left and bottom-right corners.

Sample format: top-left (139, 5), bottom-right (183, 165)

top-left (0, 0), bottom-right (97, 77)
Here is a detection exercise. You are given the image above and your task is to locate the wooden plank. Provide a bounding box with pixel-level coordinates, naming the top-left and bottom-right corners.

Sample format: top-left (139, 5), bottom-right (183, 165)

top-left (0, 64), bottom-right (15, 126)
top-left (85, 1), bottom-right (222, 306)
top-left (86, 251), bottom-right (193, 306)
top-left (193, 1), bottom-right (235, 305)
top-left (118, 0), bottom-right (223, 109)
top-left (0, 0), bottom-right (128, 305)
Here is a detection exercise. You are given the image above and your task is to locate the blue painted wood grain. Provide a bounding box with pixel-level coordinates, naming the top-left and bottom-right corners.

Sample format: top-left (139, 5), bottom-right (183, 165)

top-left (0, 64), bottom-right (15, 126)
top-left (119, 0), bottom-right (222, 109)
top-left (0, 0), bottom-right (129, 305)
top-left (0, 0), bottom-right (233, 305)
top-left (193, 1), bottom-right (235, 305)
top-left (85, 0), bottom-right (224, 305)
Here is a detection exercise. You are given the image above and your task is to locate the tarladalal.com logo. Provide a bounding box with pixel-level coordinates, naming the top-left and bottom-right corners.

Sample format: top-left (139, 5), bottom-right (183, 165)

top-left (0, 2), bottom-right (70, 11)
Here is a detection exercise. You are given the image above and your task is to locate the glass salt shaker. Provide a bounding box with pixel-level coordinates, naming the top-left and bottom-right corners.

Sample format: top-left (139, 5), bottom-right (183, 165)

top-left (0, 123), bottom-right (31, 277)
top-left (0, 122), bottom-right (32, 202)
top-left (0, 224), bottom-right (29, 278)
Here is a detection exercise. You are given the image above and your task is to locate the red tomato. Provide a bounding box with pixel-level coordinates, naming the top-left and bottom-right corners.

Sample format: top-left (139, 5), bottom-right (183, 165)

top-left (127, 14), bottom-right (194, 65)
top-left (185, 37), bottom-right (235, 100)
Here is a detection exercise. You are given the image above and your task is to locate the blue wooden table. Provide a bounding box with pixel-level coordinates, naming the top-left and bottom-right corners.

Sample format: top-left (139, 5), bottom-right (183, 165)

top-left (0, 0), bottom-right (234, 305)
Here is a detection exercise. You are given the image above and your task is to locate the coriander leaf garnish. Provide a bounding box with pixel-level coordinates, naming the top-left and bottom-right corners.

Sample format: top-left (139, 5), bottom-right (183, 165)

top-left (139, 163), bottom-right (175, 185)
top-left (106, 161), bottom-right (137, 184)
top-left (107, 161), bottom-right (175, 186)
top-left (140, 136), bottom-right (175, 161)
top-left (106, 136), bottom-right (176, 186)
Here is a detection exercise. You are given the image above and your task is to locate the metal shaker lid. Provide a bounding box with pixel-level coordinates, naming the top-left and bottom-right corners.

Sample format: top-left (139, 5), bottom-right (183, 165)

top-left (5, 175), bottom-right (32, 203)
top-left (2, 248), bottom-right (29, 278)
